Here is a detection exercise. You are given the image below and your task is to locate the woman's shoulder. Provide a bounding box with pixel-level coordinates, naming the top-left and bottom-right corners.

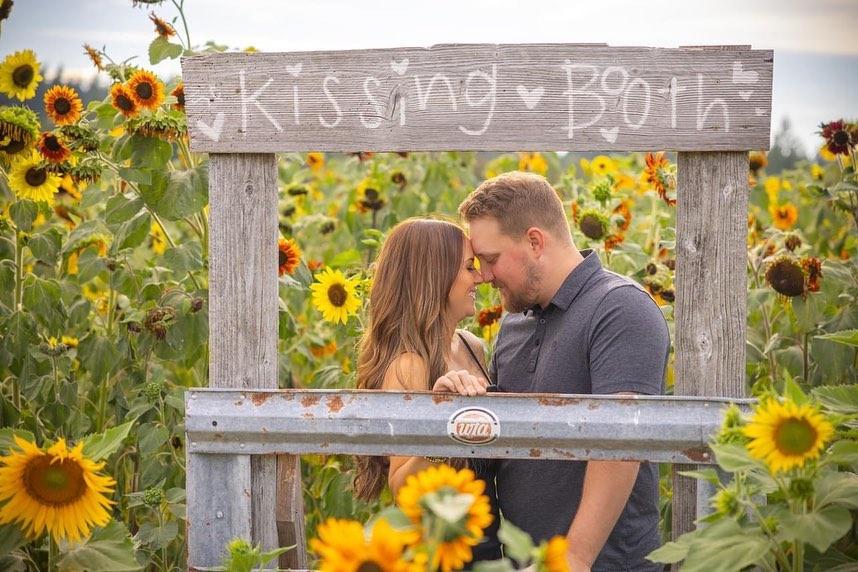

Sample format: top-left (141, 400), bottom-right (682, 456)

top-left (381, 351), bottom-right (428, 391)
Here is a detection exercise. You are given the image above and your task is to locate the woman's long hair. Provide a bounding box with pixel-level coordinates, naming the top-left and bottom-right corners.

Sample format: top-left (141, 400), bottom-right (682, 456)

top-left (353, 218), bottom-right (466, 500)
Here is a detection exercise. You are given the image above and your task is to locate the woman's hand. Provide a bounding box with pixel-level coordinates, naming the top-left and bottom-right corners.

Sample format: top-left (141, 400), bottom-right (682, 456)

top-left (433, 370), bottom-right (488, 396)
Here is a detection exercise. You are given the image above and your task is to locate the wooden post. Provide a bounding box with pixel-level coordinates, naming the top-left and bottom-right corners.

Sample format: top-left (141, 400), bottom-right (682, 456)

top-left (206, 154), bottom-right (284, 564)
top-left (672, 151), bottom-right (748, 539)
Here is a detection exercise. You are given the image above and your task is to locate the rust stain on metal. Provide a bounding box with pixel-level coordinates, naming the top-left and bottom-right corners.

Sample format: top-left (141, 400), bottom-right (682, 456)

top-left (301, 395), bottom-right (321, 408)
top-left (327, 395), bottom-right (344, 413)
top-left (529, 448), bottom-right (542, 458)
top-left (302, 412), bottom-right (315, 418)
top-left (433, 393), bottom-right (454, 404)
top-left (683, 446), bottom-right (711, 463)
top-left (280, 393), bottom-right (295, 401)
top-left (552, 448), bottom-right (576, 459)
top-left (251, 392), bottom-right (271, 406)
top-left (403, 394), bottom-right (413, 401)
top-left (587, 401), bottom-right (600, 410)
top-left (213, 433), bottom-right (224, 440)
top-left (538, 396), bottom-right (580, 407)
top-left (319, 442), bottom-right (329, 448)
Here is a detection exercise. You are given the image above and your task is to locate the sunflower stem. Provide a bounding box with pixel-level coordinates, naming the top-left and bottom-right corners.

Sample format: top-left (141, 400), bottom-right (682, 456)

top-left (171, 0), bottom-right (192, 51)
top-left (47, 533), bottom-right (58, 572)
top-left (14, 226), bottom-right (23, 311)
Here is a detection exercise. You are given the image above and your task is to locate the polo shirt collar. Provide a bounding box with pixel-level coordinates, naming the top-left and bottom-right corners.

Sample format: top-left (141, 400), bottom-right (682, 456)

top-left (546, 249), bottom-right (601, 311)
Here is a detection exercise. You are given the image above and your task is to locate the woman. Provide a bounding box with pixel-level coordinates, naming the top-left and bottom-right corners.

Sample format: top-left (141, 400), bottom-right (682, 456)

top-left (353, 218), bottom-right (502, 563)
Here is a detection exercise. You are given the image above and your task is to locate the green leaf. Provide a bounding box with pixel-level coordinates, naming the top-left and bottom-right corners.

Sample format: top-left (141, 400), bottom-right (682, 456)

top-left (710, 443), bottom-right (764, 473)
top-left (9, 200), bottom-right (38, 231)
top-left (28, 228), bottom-right (63, 265)
top-left (163, 167), bottom-right (208, 219)
top-left (779, 504), bottom-right (852, 553)
top-left (676, 520), bottom-right (769, 572)
top-left (471, 559), bottom-right (518, 572)
top-left (163, 243), bottom-right (204, 275)
top-left (138, 425), bottom-right (169, 457)
top-left (677, 468), bottom-right (722, 486)
top-left (22, 275), bottom-right (65, 331)
top-left (81, 420), bottom-right (136, 461)
top-left (0, 427), bottom-right (35, 452)
top-left (77, 334), bottom-right (119, 382)
top-left (815, 329), bottom-right (858, 348)
top-left (328, 248), bottom-right (362, 268)
top-left (646, 539), bottom-right (689, 564)
top-left (113, 211), bottom-right (151, 251)
top-left (826, 441), bottom-right (858, 468)
top-left (117, 167), bottom-right (152, 186)
top-left (782, 374), bottom-right (808, 405)
top-left (813, 385), bottom-right (858, 414)
top-left (0, 522), bottom-right (26, 554)
top-left (121, 133), bottom-right (173, 171)
top-left (814, 471), bottom-right (858, 509)
top-left (497, 519), bottom-right (534, 565)
top-left (148, 36), bottom-right (183, 64)
top-left (58, 522), bottom-right (141, 571)
top-left (104, 194), bottom-right (144, 225)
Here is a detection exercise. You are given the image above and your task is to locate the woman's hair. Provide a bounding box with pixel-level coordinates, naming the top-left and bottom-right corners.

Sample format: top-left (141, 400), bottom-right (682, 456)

top-left (353, 218), bottom-right (466, 500)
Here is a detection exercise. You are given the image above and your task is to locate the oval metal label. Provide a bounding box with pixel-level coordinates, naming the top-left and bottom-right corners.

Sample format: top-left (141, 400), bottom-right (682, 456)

top-left (447, 407), bottom-right (500, 445)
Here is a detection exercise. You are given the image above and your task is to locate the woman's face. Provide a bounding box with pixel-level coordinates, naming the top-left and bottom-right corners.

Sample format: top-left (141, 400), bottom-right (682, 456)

top-left (447, 238), bottom-right (482, 322)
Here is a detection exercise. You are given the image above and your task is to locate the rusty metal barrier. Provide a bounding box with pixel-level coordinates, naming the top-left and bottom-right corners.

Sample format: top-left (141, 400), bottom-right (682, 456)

top-left (185, 389), bottom-right (753, 568)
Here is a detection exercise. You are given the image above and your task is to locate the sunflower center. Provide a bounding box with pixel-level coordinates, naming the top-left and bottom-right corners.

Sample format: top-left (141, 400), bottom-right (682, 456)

top-left (23, 455), bottom-right (87, 506)
top-left (44, 135), bottom-right (62, 152)
top-left (356, 561), bottom-right (383, 572)
top-left (135, 82), bottom-right (154, 101)
top-left (54, 97), bottom-right (72, 115)
top-left (1, 136), bottom-right (25, 154)
top-left (774, 418), bottom-right (817, 455)
top-left (25, 167), bottom-right (47, 187)
top-left (580, 215), bottom-right (604, 239)
top-left (116, 94), bottom-right (135, 112)
top-left (12, 64), bottom-right (34, 88)
top-left (832, 130), bottom-right (849, 147)
top-left (327, 284), bottom-right (348, 307)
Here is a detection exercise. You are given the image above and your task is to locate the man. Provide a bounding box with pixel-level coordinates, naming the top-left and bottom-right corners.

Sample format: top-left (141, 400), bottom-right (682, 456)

top-left (458, 171), bottom-right (670, 571)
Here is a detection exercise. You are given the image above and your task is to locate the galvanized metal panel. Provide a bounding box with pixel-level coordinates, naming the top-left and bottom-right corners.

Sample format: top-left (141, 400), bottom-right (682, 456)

top-left (185, 389), bottom-right (753, 464)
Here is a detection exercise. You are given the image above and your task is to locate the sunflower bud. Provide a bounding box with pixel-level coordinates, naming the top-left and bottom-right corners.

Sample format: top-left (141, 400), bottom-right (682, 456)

top-left (143, 487), bottom-right (165, 507)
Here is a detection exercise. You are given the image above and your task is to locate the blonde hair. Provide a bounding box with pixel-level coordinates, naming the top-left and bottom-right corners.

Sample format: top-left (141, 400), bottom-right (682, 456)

top-left (458, 171), bottom-right (571, 241)
top-left (353, 218), bottom-right (467, 500)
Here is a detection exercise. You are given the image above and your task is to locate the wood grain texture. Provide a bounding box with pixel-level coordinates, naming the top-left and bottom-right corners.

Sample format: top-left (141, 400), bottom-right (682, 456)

top-left (276, 455), bottom-right (308, 568)
top-left (181, 44), bottom-right (773, 152)
top-left (671, 151), bottom-right (748, 541)
top-left (207, 154), bottom-right (287, 563)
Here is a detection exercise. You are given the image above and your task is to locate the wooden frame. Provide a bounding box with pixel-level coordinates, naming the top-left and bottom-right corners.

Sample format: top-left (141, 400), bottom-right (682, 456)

top-left (181, 43), bottom-right (772, 569)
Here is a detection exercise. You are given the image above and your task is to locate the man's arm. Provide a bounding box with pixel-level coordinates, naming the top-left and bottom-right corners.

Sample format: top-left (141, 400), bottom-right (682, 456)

top-left (564, 395), bottom-right (641, 570)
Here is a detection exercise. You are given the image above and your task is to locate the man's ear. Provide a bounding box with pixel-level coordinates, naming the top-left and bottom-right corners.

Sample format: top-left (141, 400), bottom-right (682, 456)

top-left (525, 227), bottom-right (546, 255)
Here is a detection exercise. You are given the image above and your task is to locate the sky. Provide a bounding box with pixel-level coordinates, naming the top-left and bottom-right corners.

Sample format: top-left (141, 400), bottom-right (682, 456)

top-left (2, 0), bottom-right (857, 155)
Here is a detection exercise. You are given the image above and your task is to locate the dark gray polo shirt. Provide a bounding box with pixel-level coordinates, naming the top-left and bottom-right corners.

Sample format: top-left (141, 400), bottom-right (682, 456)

top-left (489, 249), bottom-right (669, 572)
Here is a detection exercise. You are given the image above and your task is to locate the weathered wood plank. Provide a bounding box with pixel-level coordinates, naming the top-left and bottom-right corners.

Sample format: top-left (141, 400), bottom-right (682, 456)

top-left (672, 151), bottom-right (748, 540)
top-left (276, 454), bottom-right (308, 569)
top-left (186, 453), bottom-right (252, 570)
top-left (181, 44), bottom-right (772, 153)
top-left (206, 154), bottom-right (289, 566)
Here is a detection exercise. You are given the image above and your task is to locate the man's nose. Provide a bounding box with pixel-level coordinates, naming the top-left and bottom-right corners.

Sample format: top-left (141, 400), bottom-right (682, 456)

top-left (476, 268), bottom-right (492, 284)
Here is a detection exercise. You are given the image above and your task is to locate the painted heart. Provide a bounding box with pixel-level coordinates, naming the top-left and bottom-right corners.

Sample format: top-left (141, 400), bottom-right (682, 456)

top-left (732, 61), bottom-right (758, 84)
top-left (739, 90), bottom-right (753, 101)
top-left (390, 58), bottom-right (409, 75)
top-left (285, 63), bottom-right (303, 77)
top-left (516, 85), bottom-right (544, 109)
top-left (196, 112), bottom-right (225, 142)
top-left (599, 126), bottom-right (619, 144)
top-left (754, 107), bottom-right (766, 116)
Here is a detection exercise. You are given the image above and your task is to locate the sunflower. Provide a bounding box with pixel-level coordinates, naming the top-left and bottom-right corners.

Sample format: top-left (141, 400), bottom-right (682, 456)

top-left (310, 268), bottom-right (361, 324)
top-left (82, 44), bottom-right (105, 72)
top-left (396, 464), bottom-right (493, 572)
top-left (748, 150), bottom-right (768, 174)
top-left (770, 203), bottom-right (798, 231)
top-left (0, 105), bottom-right (40, 156)
top-left (577, 208), bottom-right (609, 240)
top-left (0, 50), bottom-right (42, 101)
top-left (127, 110), bottom-right (186, 141)
top-left (355, 179), bottom-right (385, 213)
top-left (743, 399), bottom-right (834, 473)
top-left (477, 305), bottom-right (503, 328)
top-left (310, 517), bottom-right (416, 572)
top-left (170, 83), bottom-right (185, 111)
top-left (0, 436), bottom-right (115, 542)
top-left (43, 85), bottom-right (83, 126)
top-left (278, 238), bottom-right (302, 276)
top-left (590, 155), bottom-right (616, 177)
top-left (36, 132), bottom-right (71, 163)
top-left (109, 83), bottom-right (139, 118)
top-left (150, 222), bottom-right (167, 255)
top-left (306, 151), bottom-right (325, 173)
top-left (818, 120), bottom-right (856, 156)
top-left (126, 70), bottom-right (165, 111)
top-left (7, 152), bottom-right (60, 204)
top-left (149, 12), bottom-right (176, 38)
top-left (0, 0), bottom-right (13, 23)
top-left (765, 256), bottom-right (805, 298)
top-left (537, 536), bottom-right (570, 572)
top-left (711, 487), bottom-right (742, 518)
top-left (643, 152), bottom-right (676, 206)
top-left (801, 256), bottom-right (822, 293)
top-left (519, 152), bottom-right (548, 175)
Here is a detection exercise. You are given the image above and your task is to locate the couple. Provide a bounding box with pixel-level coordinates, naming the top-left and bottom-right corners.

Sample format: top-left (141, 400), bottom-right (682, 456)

top-left (353, 171), bottom-right (670, 572)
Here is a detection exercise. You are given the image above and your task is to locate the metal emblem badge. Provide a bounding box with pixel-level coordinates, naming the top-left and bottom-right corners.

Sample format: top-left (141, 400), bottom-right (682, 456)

top-left (447, 407), bottom-right (500, 445)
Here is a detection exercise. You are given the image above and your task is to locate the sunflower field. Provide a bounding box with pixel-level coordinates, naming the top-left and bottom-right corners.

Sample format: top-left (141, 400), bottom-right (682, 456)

top-left (0, 1), bottom-right (857, 570)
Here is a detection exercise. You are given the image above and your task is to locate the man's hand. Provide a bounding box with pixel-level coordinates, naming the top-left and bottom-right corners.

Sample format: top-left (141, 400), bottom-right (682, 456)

top-left (433, 369), bottom-right (488, 396)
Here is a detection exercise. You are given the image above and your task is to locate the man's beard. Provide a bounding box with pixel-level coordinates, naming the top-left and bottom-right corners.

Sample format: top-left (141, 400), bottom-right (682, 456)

top-left (498, 261), bottom-right (542, 313)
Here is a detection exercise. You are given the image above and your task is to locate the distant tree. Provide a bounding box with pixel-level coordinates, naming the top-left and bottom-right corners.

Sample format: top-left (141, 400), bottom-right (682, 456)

top-left (766, 117), bottom-right (808, 173)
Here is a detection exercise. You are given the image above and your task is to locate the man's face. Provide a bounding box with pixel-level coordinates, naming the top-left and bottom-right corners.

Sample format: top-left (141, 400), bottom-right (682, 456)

top-left (468, 217), bottom-right (543, 313)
